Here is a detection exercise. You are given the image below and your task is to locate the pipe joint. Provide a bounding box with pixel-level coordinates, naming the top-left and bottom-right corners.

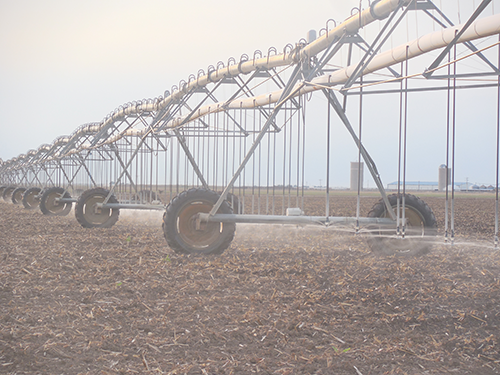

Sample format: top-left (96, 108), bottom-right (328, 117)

top-left (369, 0), bottom-right (389, 20)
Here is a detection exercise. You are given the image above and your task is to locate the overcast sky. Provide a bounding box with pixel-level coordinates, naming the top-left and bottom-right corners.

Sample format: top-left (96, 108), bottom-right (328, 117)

top-left (1, 0), bottom-right (499, 187)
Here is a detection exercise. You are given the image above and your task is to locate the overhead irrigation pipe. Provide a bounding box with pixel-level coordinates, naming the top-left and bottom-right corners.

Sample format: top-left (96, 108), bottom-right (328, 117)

top-left (36, 0), bottom-right (408, 154)
top-left (160, 13), bottom-right (500, 130)
top-left (0, 0), bottom-right (419, 162)
top-left (86, 0), bottom-right (411, 142)
top-left (3, 1), bottom-right (499, 162)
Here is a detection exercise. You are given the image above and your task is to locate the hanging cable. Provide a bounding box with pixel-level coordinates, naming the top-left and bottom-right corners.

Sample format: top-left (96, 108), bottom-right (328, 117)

top-left (288, 103), bottom-right (293, 211)
top-left (282, 102), bottom-right (287, 216)
top-left (206, 111), bottom-right (211, 193)
top-left (397, 60), bottom-right (404, 237)
top-left (266, 109), bottom-right (271, 214)
top-left (225, 110), bottom-right (230, 190)
top-left (326, 91), bottom-right (331, 221)
top-left (258, 108), bottom-right (262, 215)
top-left (231, 109), bottom-right (236, 201)
top-left (495, 34), bottom-right (500, 248)
top-left (214, 111), bottom-right (219, 192)
top-left (296, 102), bottom-right (301, 208)
top-left (445, 50), bottom-right (451, 243)
top-left (301, 96), bottom-right (306, 214)
top-left (272, 104), bottom-right (277, 215)
top-left (242, 104), bottom-right (247, 215)
top-left (355, 75), bottom-right (363, 234)
top-left (252, 105), bottom-right (257, 214)
top-left (451, 32), bottom-right (458, 245)
top-left (402, 45), bottom-right (410, 239)
top-left (150, 133), bottom-right (154, 199)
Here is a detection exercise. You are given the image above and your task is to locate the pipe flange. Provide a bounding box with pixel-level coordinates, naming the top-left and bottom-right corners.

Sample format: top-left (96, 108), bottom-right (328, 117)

top-left (370, 0), bottom-right (389, 20)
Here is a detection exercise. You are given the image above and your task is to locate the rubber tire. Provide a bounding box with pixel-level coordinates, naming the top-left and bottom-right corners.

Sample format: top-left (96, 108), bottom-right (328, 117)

top-left (2, 186), bottom-right (17, 202)
top-left (0, 186), bottom-right (6, 198)
top-left (22, 187), bottom-right (42, 209)
top-left (39, 187), bottom-right (73, 216)
top-left (222, 192), bottom-right (243, 214)
top-left (163, 188), bottom-right (236, 255)
top-left (11, 187), bottom-right (27, 204)
top-left (367, 194), bottom-right (437, 256)
top-left (75, 188), bottom-right (120, 228)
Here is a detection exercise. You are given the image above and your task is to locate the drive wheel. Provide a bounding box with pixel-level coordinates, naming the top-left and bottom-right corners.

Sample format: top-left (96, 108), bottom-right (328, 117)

top-left (75, 188), bottom-right (120, 228)
top-left (22, 187), bottom-right (42, 209)
top-left (2, 186), bottom-right (16, 202)
top-left (11, 187), bottom-right (27, 204)
top-left (222, 192), bottom-right (243, 214)
top-left (367, 194), bottom-right (437, 256)
top-left (40, 187), bottom-right (72, 216)
top-left (163, 188), bottom-right (235, 255)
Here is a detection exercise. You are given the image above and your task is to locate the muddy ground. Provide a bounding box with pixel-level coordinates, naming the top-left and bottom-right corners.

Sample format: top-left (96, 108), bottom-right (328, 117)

top-left (0, 193), bottom-right (499, 374)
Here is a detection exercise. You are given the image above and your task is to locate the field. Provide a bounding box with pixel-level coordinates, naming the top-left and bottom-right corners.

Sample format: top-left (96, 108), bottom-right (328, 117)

top-left (1, 192), bottom-right (499, 374)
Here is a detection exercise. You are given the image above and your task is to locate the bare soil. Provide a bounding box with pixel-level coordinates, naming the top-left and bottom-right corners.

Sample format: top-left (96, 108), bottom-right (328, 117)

top-left (1, 193), bottom-right (499, 374)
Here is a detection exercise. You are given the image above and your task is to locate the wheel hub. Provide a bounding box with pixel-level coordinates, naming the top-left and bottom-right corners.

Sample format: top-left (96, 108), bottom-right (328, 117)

top-left (177, 202), bottom-right (222, 249)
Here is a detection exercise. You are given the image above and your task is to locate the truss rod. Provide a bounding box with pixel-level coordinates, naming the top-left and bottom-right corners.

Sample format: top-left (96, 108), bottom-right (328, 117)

top-left (174, 129), bottom-right (209, 189)
top-left (233, 71), bottom-right (285, 132)
top-left (110, 148), bottom-right (137, 192)
top-left (162, 14), bottom-right (500, 131)
top-left (208, 63), bottom-right (305, 216)
top-left (147, 0), bottom-right (411, 119)
top-left (401, 47), bottom-right (410, 238)
top-left (423, 0), bottom-right (492, 78)
top-left (397, 60), bottom-right (404, 235)
top-left (351, 34), bottom-right (401, 78)
top-left (449, 40), bottom-right (459, 245)
top-left (496, 36), bottom-right (500, 248)
top-left (345, 83), bottom-right (500, 96)
top-left (170, 80), bottom-right (226, 131)
top-left (72, 152), bottom-right (98, 188)
top-left (323, 89), bottom-right (396, 221)
top-left (28, 167), bottom-right (43, 186)
top-left (420, 0), bottom-right (500, 75)
top-left (104, 129), bottom-right (154, 204)
top-left (355, 75), bottom-right (364, 233)
top-left (342, 3), bottom-right (409, 90)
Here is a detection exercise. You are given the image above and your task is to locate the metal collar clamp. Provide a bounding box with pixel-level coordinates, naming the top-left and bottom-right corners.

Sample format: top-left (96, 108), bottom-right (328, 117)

top-left (370, 0), bottom-right (390, 20)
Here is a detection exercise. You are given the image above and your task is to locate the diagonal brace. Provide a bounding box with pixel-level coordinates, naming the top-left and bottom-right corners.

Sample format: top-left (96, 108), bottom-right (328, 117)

top-left (323, 89), bottom-right (396, 221)
top-left (423, 0), bottom-right (492, 78)
top-left (208, 63), bottom-right (305, 216)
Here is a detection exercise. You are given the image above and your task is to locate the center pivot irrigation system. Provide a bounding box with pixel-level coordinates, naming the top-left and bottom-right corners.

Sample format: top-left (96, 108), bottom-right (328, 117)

top-left (1, 0), bottom-right (500, 255)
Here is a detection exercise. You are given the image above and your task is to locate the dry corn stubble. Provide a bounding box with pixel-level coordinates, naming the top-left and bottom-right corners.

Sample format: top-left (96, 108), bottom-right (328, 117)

top-left (0, 194), bottom-right (499, 374)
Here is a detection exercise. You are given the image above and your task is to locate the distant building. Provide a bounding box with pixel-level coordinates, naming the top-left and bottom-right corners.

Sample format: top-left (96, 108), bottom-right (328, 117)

top-left (438, 164), bottom-right (451, 191)
top-left (350, 162), bottom-right (364, 191)
top-left (470, 184), bottom-right (495, 191)
top-left (387, 181), bottom-right (495, 191)
top-left (386, 181), bottom-right (439, 191)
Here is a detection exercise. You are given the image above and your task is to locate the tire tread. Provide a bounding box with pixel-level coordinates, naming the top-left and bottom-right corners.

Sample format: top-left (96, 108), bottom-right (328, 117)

top-left (163, 188), bottom-right (235, 255)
